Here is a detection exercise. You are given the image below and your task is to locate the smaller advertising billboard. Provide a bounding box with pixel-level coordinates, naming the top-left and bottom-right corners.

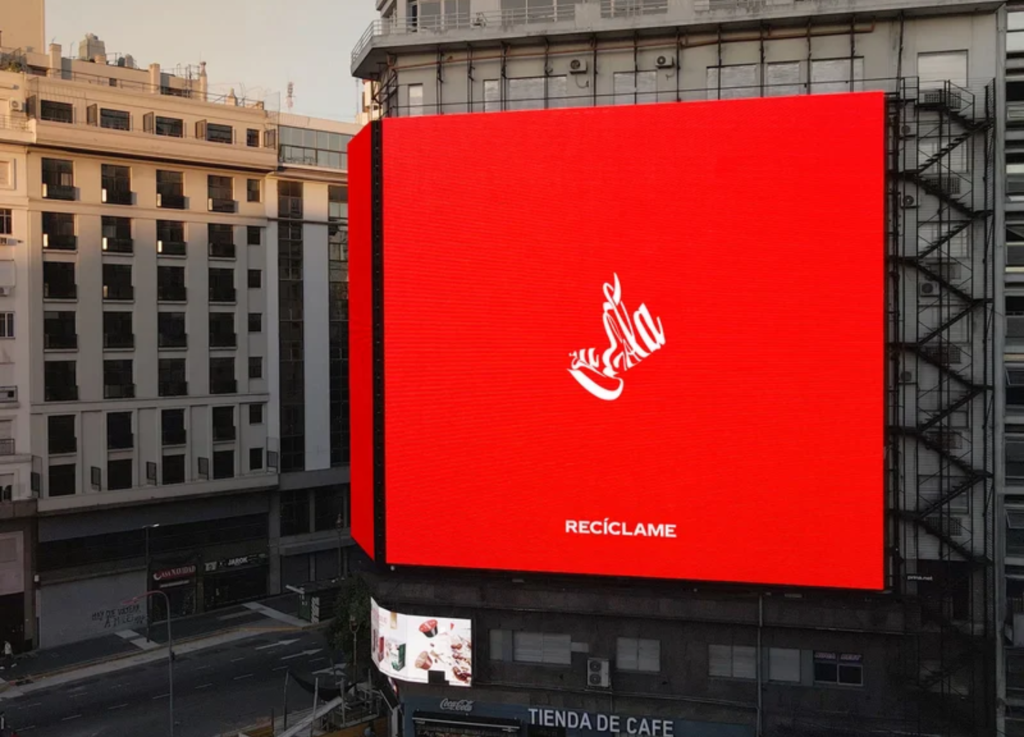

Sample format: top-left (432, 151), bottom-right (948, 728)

top-left (370, 598), bottom-right (473, 687)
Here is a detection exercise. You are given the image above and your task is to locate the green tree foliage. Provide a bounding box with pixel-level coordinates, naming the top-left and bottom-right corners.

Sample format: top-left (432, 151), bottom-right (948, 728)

top-left (326, 574), bottom-right (372, 677)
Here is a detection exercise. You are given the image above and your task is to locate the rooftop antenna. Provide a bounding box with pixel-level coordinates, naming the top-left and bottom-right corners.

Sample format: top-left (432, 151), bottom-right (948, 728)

top-left (286, 81), bottom-right (294, 111)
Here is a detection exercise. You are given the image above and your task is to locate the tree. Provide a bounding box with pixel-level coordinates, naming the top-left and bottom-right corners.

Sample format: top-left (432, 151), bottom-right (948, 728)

top-left (326, 574), bottom-right (372, 679)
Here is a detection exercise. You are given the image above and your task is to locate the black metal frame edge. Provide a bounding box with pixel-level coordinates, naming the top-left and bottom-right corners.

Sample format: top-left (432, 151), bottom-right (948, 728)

top-left (371, 119), bottom-right (387, 565)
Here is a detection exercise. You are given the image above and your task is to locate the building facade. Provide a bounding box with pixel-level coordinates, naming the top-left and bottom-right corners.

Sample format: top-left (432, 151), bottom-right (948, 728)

top-left (352, 1), bottom-right (1007, 736)
top-left (0, 3), bottom-right (359, 649)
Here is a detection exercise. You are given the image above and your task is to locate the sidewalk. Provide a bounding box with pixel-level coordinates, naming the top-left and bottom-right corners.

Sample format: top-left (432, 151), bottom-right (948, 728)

top-left (6, 593), bottom-right (309, 684)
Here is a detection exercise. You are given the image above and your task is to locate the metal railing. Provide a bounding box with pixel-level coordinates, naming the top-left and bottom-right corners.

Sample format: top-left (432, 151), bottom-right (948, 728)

top-left (0, 115), bottom-right (30, 132)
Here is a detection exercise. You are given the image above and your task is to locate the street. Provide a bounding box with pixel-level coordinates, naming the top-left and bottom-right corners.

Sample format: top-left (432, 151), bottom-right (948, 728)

top-left (1, 629), bottom-right (338, 737)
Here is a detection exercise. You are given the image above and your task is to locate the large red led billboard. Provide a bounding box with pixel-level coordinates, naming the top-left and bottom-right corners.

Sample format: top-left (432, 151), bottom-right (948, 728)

top-left (350, 92), bottom-right (885, 590)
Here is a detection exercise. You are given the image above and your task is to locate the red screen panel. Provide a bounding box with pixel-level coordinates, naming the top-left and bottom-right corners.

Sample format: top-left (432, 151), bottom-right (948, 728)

top-left (348, 125), bottom-right (375, 559)
top-left (374, 93), bottom-right (885, 589)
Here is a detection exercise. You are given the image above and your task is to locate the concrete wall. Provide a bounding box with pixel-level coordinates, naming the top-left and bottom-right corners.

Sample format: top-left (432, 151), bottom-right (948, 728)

top-left (38, 569), bottom-right (146, 648)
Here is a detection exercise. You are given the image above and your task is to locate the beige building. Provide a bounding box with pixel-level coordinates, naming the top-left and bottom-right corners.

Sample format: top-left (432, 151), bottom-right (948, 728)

top-left (0, 1), bottom-right (359, 649)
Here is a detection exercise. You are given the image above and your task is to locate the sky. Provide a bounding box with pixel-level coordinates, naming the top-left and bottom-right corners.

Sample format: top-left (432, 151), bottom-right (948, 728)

top-left (45, 0), bottom-right (379, 122)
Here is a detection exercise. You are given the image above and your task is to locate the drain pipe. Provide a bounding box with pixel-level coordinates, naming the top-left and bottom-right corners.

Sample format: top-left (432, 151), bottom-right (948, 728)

top-left (756, 594), bottom-right (763, 737)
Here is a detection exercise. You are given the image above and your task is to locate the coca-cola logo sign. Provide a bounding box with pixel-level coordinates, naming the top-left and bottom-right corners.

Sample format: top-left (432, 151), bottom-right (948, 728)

top-left (439, 699), bottom-right (474, 713)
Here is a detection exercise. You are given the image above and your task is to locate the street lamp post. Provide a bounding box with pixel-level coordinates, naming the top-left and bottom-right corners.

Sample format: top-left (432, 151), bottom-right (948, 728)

top-left (349, 614), bottom-right (360, 681)
top-left (143, 523), bottom-right (160, 643)
top-left (125, 590), bottom-right (174, 737)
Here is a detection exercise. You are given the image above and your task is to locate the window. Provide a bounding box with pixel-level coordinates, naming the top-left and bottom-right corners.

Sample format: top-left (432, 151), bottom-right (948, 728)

top-left (212, 406), bottom-right (235, 442)
top-left (158, 312), bottom-right (186, 349)
top-left (205, 122), bottom-right (234, 144)
top-left (161, 408), bottom-right (186, 445)
top-left (512, 632), bottom-right (572, 665)
top-left (210, 357), bottom-right (236, 394)
top-left (156, 170), bottom-right (185, 209)
top-left (314, 484), bottom-right (349, 531)
top-left (616, 637), bottom-right (660, 673)
top-left (42, 158), bottom-right (75, 199)
top-left (246, 129), bottom-right (260, 147)
top-left (280, 489), bottom-right (311, 536)
top-left (43, 212), bottom-right (76, 250)
top-left (102, 311), bottom-right (134, 349)
top-left (484, 80), bottom-right (501, 112)
top-left (208, 175), bottom-right (234, 212)
top-left (103, 359), bottom-right (134, 399)
top-left (247, 178), bottom-right (261, 202)
top-left (408, 84), bottom-right (424, 116)
top-left (209, 268), bottom-right (235, 303)
top-left (107, 459), bottom-right (133, 490)
top-left (505, 77), bottom-right (568, 111)
top-left (769, 648), bottom-right (801, 683)
top-left (107, 412), bottom-right (133, 450)
top-left (278, 181), bottom-right (303, 219)
top-left (613, 72), bottom-right (657, 105)
top-left (247, 226), bottom-right (262, 246)
top-left (158, 359), bottom-right (187, 397)
top-left (162, 454), bottom-right (185, 484)
top-left (44, 311), bottom-right (76, 349)
top-left (102, 263), bottom-right (133, 301)
top-left (249, 447), bottom-right (264, 471)
top-left (918, 51), bottom-right (968, 90)
top-left (101, 216), bottom-right (132, 253)
top-left (40, 100), bottom-right (73, 124)
top-left (248, 313), bottom-right (262, 333)
top-left (100, 108), bottom-right (131, 131)
top-left (708, 644), bottom-right (756, 679)
top-left (328, 186), bottom-right (347, 221)
top-left (765, 62), bottom-right (803, 96)
top-left (155, 116), bottom-right (183, 138)
top-left (813, 652), bottom-right (863, 686)
top-left (248, 356), bottom-right (263, 379)
top-left (208, 223), bottom-right (235, 259)
top-left (44, 361), bottom-right (77, 401)
top-left (48, 415), bottom-right (76, 454)
top-left (157, 221), bottom-right (186, 255)
top-left (48, 464), bottom-right (76, 497)
top-left (101, 164), bottom-right (132, 204)
top-left (0, 313), bottom-right (13, 338)
top-left (809, 58), bottom-right (864, 94)
top-left (44, 262), bottom-right (76, 300)
top-left (0, 209), bottom-right (10, 235)
top-left (157, 265), bottom-right (186, 302)
top-left (278, 127), bottom-right (352, 170)
top-left (209, 312), bottom-right (236, 348)
top-left (248, 269), bottom-right (262, 289)
top-left (707, 65), bottom-right (759, 100)
top-left (249, 404), bottom-right (264, 425)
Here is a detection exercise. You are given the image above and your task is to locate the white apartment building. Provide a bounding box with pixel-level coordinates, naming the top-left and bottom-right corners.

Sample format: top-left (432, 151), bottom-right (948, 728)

top-left (0, 0), bottom-right (358, 649)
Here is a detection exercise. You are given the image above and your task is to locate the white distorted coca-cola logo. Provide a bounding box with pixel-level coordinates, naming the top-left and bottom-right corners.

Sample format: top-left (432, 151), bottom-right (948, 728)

top-left (568, 274), bottom-right (666, 401)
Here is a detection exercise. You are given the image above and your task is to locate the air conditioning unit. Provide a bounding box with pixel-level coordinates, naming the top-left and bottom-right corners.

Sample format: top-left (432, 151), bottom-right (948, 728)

top-left (569, 58), bottom-right (589, 74)
top-left (655, 55), bottom-right (675, 69)
top-left (8, 100), bottom-right (22, 113)
top-left (587, 658), bottom-right (610, 688)
top-left (898, 369), bottom-right (916, 384)
top-left (919, 280), bottom-right (939, 297)
top-left (0, 237), bottom-right (15, 246)
top-left (0, 287), bottom-right (13, 297)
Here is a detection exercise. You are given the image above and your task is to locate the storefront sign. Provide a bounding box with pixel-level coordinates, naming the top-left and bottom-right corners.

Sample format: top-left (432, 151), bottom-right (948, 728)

top-left (204, 552), bottom-right (268, 573)
top-left (153, 565), bottom-right (196, 582)
top-left (439, 699), bottom-right (474, 713)
top-left (528, 709), bottom-right (675, 737)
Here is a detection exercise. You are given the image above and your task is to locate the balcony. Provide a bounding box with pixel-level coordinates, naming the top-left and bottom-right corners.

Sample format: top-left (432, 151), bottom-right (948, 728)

top-left (104, 384), bottom-right (136, 399)
top-left (45, 385), bottom-right (79, 402)
top-left (213, 425), bottom-right (237, 442)
top-left (43, 283), bottom-right (76, 300)
top-left (102, 237), bottom-right (134, 254)
top-left (158, 286), bottom-right (187, 302)
top-left (102, 188), bottom-right (134, 206)
top-left (0, 439), bottom-right (15, 457)
top-left (210, 379), bottom-right (237, 395)
top-left (163, 428), bottom-right (187, 446)
top-left (209, 242), bottom-right (236, 259)
top-left (43, 234), bottom-right (77, 251)
top-left (209, 198), bottom-right (237, 214)
top-left (210, 333), bottom-right (237, 349)
top-left (103, 285), bottom-right (134, 301)
top-left (44, 334), bottom-right (78, 350)
top-left (157, 241), bottom-right (187, 256)
top-left (157, 193), bottom-right (187, 210)
top-left (42, 184), bottom-right (76, 201)
top-left (209, 288), bottom-right (236, 304)
top-left (159, 381), bottom-right (188, 397)
top-left (103, 333), bottom-right (135, 350)
top-left (158, 333), bottom-right (187, 349)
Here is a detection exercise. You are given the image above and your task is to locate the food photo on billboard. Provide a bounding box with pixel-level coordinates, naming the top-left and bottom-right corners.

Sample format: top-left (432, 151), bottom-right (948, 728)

top-left (371, 598), bottom-right (473, 687)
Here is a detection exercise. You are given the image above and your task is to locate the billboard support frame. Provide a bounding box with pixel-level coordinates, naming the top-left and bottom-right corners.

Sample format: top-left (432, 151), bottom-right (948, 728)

top-left (371, 118), bottom-right (388, 564)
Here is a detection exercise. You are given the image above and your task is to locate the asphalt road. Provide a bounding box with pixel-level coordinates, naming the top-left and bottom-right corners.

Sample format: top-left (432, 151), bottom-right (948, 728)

top-left (2, 629), bottom-right (339, 737)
